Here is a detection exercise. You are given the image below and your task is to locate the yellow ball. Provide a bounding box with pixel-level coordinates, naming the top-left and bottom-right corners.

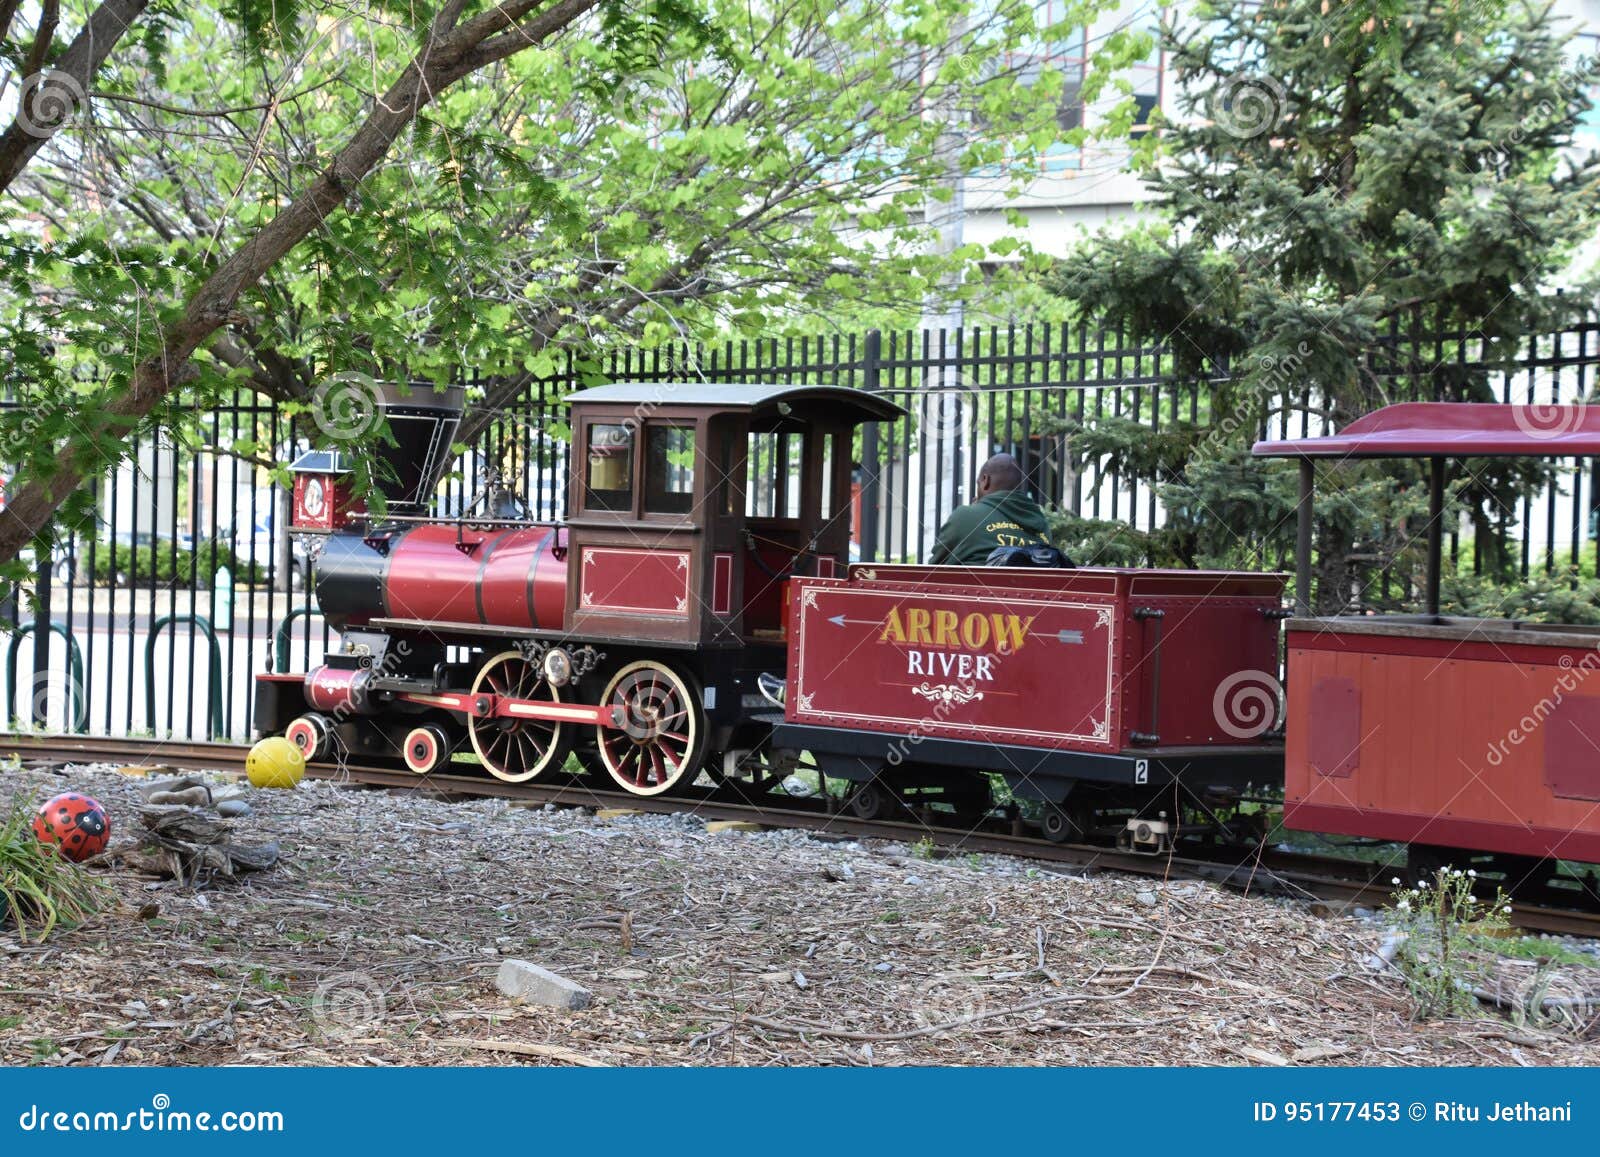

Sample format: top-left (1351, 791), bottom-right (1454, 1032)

top-left (246, 736), bottom-right (306, 789)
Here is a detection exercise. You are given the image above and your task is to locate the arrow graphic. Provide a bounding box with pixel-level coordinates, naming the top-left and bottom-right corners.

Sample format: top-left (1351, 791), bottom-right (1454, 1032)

top-left (1023, 625), bottom-right (1085, 644)
top-left (827, 613), bottom-right (880, 627)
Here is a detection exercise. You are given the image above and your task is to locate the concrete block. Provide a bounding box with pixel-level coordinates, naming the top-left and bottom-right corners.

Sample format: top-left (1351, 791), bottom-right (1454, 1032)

top-left (706, 820), bottom-right (762, 834)
top-left (496, 959), bottom-right (592, 1010)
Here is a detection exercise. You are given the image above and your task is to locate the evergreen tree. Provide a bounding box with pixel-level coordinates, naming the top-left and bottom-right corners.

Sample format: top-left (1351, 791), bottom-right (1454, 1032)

top-left (1044, 0), bottom-right (1600, 614)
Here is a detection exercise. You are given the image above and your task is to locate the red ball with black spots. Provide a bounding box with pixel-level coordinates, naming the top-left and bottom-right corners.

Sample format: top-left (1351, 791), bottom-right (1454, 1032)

top-left (32, 792), bottom-right (111, 863)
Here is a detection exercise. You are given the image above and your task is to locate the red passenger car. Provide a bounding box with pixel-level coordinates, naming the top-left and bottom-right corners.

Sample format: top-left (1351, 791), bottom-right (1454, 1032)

top-left (1255, 403), bottom-right (1600, 878)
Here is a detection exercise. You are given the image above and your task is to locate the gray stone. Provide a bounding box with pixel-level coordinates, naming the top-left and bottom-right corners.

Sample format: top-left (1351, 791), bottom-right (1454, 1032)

top-left (216, 799), bottom-right (253, 818)
top-left (495, 959), bottom-right (592, 1010)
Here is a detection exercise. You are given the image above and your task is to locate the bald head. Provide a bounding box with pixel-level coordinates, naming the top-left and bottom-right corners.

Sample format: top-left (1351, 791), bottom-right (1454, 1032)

top-left (976, 453), bottom-right (1024, 498)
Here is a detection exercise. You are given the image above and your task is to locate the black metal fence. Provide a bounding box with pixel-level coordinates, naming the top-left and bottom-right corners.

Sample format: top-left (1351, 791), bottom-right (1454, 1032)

top-left (4, 316), bottom-right (1598, 742)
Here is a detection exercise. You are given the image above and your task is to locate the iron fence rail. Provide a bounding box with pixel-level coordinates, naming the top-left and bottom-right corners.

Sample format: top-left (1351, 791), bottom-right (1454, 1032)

top-left (3, 317), bottom-right (1597, 742)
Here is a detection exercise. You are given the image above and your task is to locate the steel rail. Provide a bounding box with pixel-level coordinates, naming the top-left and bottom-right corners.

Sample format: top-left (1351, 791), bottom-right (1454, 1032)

top-left (5, 732), bottom-right (1597, 938)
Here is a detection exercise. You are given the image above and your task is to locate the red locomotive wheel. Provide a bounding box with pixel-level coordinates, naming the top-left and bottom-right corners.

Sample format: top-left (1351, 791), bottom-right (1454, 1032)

top-left (467, 651), bottom-right (567, 783)
top-left (285, 713), bottom-right (332, 762)
top-left (596, 660), bottom-right (704, 797)
top-left (402, 724), bottom-right (452, 775)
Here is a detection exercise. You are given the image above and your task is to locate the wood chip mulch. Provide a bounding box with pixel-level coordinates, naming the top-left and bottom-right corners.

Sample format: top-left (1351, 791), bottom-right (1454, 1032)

top-left (3, 762), bottom-right (1598, 1067)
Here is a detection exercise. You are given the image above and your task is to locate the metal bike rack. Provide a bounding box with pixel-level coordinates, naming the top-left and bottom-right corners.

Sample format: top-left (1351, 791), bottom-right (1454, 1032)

top-left (145, 614), bottom-right (224, 740)
top-left (273, 606), bottom-right (324, 674)
top-left (3, 621), bottom-right (86, 732)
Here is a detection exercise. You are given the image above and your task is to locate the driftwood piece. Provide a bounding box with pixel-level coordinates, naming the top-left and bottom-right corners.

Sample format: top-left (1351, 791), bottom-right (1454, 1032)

top-left (134, 805), bottom-right (279, 885)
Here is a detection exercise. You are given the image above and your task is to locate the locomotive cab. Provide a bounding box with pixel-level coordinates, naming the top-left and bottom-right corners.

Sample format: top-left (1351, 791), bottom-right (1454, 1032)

top-left (563, 384), bottom-right (901, 646)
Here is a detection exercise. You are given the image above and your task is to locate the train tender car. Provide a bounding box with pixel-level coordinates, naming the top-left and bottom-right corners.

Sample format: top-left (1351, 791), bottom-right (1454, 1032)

top-left (771, 563), bottom-right (1289, 847)
top-left (1254, 403), bottom-right (1600, 879)
top-left (256, 380), bottom-right (902, 793)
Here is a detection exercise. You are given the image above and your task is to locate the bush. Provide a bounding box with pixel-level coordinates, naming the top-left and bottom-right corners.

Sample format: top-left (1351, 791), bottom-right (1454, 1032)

top-left (1440, 567), bottom-right (1600, 626)
top-left (84, 540), bottom-right (267, 588)
top-left (0, 796), bottom-right (108, 943)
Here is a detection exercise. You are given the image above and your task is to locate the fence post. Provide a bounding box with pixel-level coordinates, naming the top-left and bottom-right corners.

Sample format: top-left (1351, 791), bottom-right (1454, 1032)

top-left (144, 614), bottom-right (224, 740)
top-left (4, 620), bottom-right (86, 732)
top-left (859, 329), bottom-right (882, 563)
top-left (30, 548), bottom-right (50, 728)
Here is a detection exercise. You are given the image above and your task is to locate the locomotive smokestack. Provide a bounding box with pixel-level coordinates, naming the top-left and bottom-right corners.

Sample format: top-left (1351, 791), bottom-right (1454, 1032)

top-left (369, 381), bottom-right (465, 516)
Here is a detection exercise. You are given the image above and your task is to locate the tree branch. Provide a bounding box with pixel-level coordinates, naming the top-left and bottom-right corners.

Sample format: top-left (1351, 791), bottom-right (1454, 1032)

top-left (0, 0), bottom-right (149, 194)
top-left (0, 0), bottom-right (603, 564)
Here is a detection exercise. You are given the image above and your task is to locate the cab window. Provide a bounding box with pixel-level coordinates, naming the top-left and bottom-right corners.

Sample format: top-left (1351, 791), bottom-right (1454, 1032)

top-left (585, 423), bottom-right (634, 512)
top-left (644, 424), bottom-right (696, 515)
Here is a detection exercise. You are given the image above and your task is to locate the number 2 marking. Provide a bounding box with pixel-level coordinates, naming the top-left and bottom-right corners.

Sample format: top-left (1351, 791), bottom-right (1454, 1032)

top-left (1134, 760), bottom-right (1149, 785)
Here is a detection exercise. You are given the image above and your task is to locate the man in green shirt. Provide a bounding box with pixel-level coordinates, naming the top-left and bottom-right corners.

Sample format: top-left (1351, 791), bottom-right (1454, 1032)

top-left (928, 453), bottom-right (1053, 566)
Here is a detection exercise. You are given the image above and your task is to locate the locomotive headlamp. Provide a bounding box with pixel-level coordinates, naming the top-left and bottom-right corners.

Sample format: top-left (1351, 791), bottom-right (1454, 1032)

top-left (543, 647), bottom-right (574, 687)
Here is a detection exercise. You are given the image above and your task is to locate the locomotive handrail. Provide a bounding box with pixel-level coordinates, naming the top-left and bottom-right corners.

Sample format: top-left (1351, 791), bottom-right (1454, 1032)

top-left (273, 606), bottom-right (325, 674)
top-left (362, 514), bottom-right (560, 529)
top-left (145, 614), bottom-right (224, 740)
top-left (744, 529), bottom-right (818, 580)
top-left (3, 620), bottom-right (86, 732)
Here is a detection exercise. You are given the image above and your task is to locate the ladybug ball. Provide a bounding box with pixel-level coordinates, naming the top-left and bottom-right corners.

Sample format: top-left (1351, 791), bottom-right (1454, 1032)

top-left (32, 792), bottom-right (111, 863)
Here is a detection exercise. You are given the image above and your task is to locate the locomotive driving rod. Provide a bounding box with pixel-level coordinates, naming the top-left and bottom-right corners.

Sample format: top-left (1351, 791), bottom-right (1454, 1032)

top-left (395, 691), bottom-right (627, 728)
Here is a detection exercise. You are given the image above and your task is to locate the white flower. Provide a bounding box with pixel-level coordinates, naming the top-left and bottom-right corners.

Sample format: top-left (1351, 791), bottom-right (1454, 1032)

top-left (1466, 869), bottom-right (1476, 878)
top-left (1396, 899), bottom-right (1411, 911)
top-left (1391, 877), bottom-right (1401, 886)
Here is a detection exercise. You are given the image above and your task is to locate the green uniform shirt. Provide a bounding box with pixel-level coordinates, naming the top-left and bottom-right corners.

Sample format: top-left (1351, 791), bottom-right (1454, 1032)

top-left (929, 488), bottom-right (1052, 566)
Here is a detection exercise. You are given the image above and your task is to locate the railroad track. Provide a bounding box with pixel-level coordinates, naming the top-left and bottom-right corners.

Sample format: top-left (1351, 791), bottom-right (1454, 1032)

top-left (6, 732), bottom-right (1599, 938)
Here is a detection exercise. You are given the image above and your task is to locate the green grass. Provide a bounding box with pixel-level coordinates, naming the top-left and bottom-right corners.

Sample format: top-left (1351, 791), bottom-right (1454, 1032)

top-left (0, 1014), bottom-right (24, 1031)
top-left (0, 797), bottom-right (108, 943)
top-left (1478, 935), bottom-right (1600, 969)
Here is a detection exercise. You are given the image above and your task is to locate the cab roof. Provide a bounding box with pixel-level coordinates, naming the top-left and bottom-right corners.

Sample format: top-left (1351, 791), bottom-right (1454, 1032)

top-left (563, 382), bottom-right (904, 423)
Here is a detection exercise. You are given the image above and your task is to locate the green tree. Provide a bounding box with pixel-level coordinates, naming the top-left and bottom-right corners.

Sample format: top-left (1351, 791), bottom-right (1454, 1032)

top-left (0, 0), bottom-right (624, 571)
top-left (0, 0), bottom-right (1146, 579)
top-left (1044, 0), bottom-right (1600, 612)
